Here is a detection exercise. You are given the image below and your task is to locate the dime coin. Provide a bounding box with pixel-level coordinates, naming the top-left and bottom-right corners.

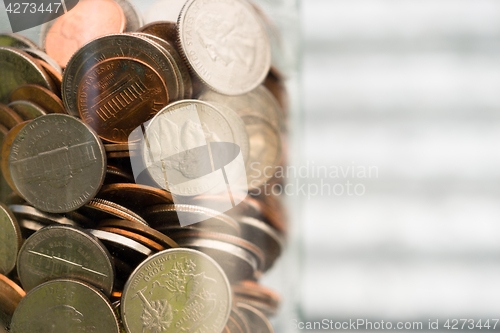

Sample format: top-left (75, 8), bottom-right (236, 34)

top-left (0, 104), bottom-right (22, 129)
top-left (8, 101), bottom-right (46, 120)
top-left (236, 303), bottom-right (273, 333)
top-left (121, 248), bottom-right (232, 333)
top-left (177, 0), bottom-right (271, 95)
top-left (0, 274), bottom-right (25, 316)
top-left (1, 121), bottom-right (29, 193)
top-left (9, 114), bottom-right (107, 213)
top-left (77, 57), bottom-right (169, 143)
top-left (17, 224), bottom-right (115, 295)
top-left (10, 279), bottom-right (120, 333)
top-left (0, 203), bottom-right (22, 275)
top-left (10, 84), bottom-right (65, 114)
top-left (0, 47), bottom-right (56, 104)
top-left (44, 0), bottom-right (126, 68)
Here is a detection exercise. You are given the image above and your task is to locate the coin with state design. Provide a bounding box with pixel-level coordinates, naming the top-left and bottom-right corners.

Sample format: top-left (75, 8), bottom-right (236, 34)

top-left (121, 248), bottom-right (232, 333)
top-left (9, 114), bottom-right (107, 213)
top-left (177, 0), bottom-right (271, 95)
top-left (10, 279), bottom-right (120, 333)
top-left (17, 224), bottom-right (115, 295)
top-left (0, 203), bottom-right (22, 275)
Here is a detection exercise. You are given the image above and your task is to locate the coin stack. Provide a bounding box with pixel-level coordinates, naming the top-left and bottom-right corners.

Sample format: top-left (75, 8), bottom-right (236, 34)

top-left (0, 0), bottom-right (289, 332)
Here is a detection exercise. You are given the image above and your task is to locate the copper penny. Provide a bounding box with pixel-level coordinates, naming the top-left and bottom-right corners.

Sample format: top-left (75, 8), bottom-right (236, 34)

top-left (96, 183), bottom-right (174, 212)
top-left (104, 165), bottom-right (135, 184)
top-left (8, 101), bottom-right (46, 120)
top-left (138, 21), bottom-right (178, 51)
top-left (0, 274), bottom-right (25, 316)
top-left (82, 198), bottom-right (148, 226)
top-left (35, 60), bottom-right (62, 97)
top-left (1, 121), bottom-right (29, 194)
top-left (44, 0), bottom-right (126, 68)
top-left (77, 57), bottom-right (168, 143)
top-left (97, 226), bottom-right (165, 252)
top-left (0, 104), bottom-right (22, 129)
top-left (10, 84), bottom-right (65, 114)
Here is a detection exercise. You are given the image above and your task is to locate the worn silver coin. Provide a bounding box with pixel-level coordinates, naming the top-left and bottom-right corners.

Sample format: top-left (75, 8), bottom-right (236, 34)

top-left (0, 203), bottom-right (22, 275)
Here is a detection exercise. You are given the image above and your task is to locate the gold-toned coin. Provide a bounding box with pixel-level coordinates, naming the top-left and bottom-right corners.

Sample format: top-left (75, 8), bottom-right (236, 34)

top-left (0, 47), bottom-right (56, 104)
top-left (0, 203), bottom-right (22, 275)
top-left (10, 84), bottom-right (65, 114)
top-left (1, 121), bottom-right (29, 194)
top-left (0, 103), bottom-right (22, 129)
top-left (8, 101), bottom-right (46, 120)
top-left (0, 274), bottom-right (25, 316)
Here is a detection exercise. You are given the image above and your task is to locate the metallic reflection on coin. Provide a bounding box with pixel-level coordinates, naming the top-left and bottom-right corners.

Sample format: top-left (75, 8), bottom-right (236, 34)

top-left (8, 101), bottom-right (46, 120)
top-left (97, 183), bottom-right (174, 212)
top-left (0, 274), bottom-right (25, 317)
top-left (121, 248), bottom-right (231, 333)
top-left (44, 0), bottom-right (126, 68)
top-left (17, 224), bottom-right (115, 295)
top-left (237, 303), bottom-right (274, 333)
top-left (0, 203), bottom-right (22, 275)
top-left (9, 114), bottom-right (107, 213)
top-left (9, 205), bottom-right (78, 227)
top-left (10, 84), bottom-right (65, 114)
top-left (20, 49), bottom-right (62, 75)
top-left (178, 0), bottom-right (271, 95)
top-left (10, 279), bottom-right (120, 333)
top-left (0, 47), bottom-right (56, 104)
top-left (0, 104), bottom-right (22, 129)
top-left (0, 33), bottom-right (40, 50)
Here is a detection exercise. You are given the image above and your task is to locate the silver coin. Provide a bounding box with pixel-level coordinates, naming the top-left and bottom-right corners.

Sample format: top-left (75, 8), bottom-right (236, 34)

top-left (121, 248), bottom-right (232, 333)
top-left (10, 279), bottom-right (120, 333)
top-left (113, 0), bottom-right (143, 32)
top-left (8, 100), bottom-right (47, 120)
top-left (0, 203), bottom-right (22, 275)
top-left (9, 114), bottom-right (107, 213)
top-left (141, 100), bottom-right (238, 196)
top-left (17, 224), bottom-right (115, 295)
top-left (177, 0), bottom-right (271, 95)
top-left (19, 48), bottom-right (62, 75)
top-left (9, 204), bottom-right (79, 226)
top-left (88, 229), bottom-right (152, 264)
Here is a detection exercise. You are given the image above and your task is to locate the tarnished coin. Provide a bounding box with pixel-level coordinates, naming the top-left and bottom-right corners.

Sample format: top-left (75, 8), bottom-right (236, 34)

top-left (97, 183), bottom-right (174, 212)
top-left (0, 33), bottom-right (40, 50)
top-left (0, 104), bottom-right (22, 129)
top-left (9, 114), bottom-right (107, 213)
top-left (1, 121), bottom-right (29, 193)
top-left (0, 203), bottom-right (22, 275)
top-left (8, 101), bottom-right (46, 120)
top-left (0, 47), bottom-right (56, 104)
top-left (17, 224), bottom-right (115, 295)
top-left (44, 0), bottom-right (126, 68)
top-left (105, 165), bottom-right (136, 184)
top-left (10, 279), bottom-right (120, 333)
top-left (121, 248), bottom-right (232, 333)
top-left (177, 0), bottom-right (271, 95)
top-left (0, 274), bottom-right (25, 317)
top-left (10, 84), bottom-right (65, 114)
top-left (77, 57), bottom-right (169, 143)
top-left (236, 303), bottom-right (274, 333)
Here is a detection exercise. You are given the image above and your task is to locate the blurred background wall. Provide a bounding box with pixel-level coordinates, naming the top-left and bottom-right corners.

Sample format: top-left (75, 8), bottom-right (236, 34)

top-left (300, 0), bottom-right (500, 322)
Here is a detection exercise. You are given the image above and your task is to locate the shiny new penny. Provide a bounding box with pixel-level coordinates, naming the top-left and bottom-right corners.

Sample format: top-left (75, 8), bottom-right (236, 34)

top-left (1, 121), bottom-right (29, 193)
top-left (0, 47), bottom-right (56, 104)
top-left (0, 203), bottom-right (22, 275)
top-left (17, 224), bottom-right (115, 295)
top-left (178, 0), bottom-right (271, 95)
top-left (9, 114), bottom-right (107, 213)
top-left (121, 248), bottom-right (232, 333)
top-left (77, 57), bottom-right (168, 143)
top-left (8, 101), bottom-right (46, 120)
top-left (10, 84), bottom-right (65, 114)
top-left (44, 0), bottom-right (126, 68)
top-left (10, 279), bottom-right (120, 333)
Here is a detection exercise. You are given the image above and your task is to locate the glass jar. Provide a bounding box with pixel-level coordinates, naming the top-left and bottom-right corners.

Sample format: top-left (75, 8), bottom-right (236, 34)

top-left (0, 0), bottom-right (301, 332)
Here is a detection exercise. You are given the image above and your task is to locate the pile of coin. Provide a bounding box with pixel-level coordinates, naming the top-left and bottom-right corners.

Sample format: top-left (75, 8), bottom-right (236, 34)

top-left (0, 0), bottom-right (289, 331)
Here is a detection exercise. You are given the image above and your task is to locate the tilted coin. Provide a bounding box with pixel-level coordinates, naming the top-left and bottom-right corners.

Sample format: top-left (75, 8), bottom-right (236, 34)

top-left (236, 303), bottom-right (274, 333)
top-left (9, 205), bottom-right (78, 227)
top-left (114, 0), bottom-right (143, 31)
top-left (0, 33), bottom-right (40, 50)
top-left (63, 34), bottom-right (179, 119)
top-left (44, 0), bottom-right (126, 68)
top-left (89, 229), bottom-right (152, 265)
top-left (35, 59), bottom-right (62, 96)
top-left (177, 0), bottom-right (271, 95)
top-left (1, 121), bottom-right (29, 193)
top-left (0, 274), bottom-right (25, 317)
top-left (97, 226), bottom-right (166, 252)
top-left (10, 84), bottom-right (65, 114)
top-left (0, 104), bottom-right (22, 129)
top-left (230, 307), bottom-right (250, 333)
top-left (19, 49), bottom-right (62, 75)
top-left (104, 143), bottom-right (141, 152)
top-left (8, 101), bottom-right (46, 120)
top-left (97, 183), bottom-right (174, 212)
top-left (121, 248), bottom-right (232, 333)
top-left (82, 198), bottom-right (148, 226)
top-left (9, 114), bottom-right (107, 213)
top-left (226, 315), bottom-right (245, 333)
top-left (0, 203), bottom-right (22, 275)
top-left (105, 165), bottom-right (136, 184)
top-left (77, 57), bottom-right (169, 143)
top-left (232, 281), bottom-right (280, 317)
top-left (10, 279), bottom-right (120, 333)
top-left (254, 192), bottom-right (287, 235)
top-left (17, 219), bottom-right (45, 238)
top-left (17, 224), bottom-right (115, 295)
top-left (0, 47), bottom-right (56, 104)
top-left (137, 21), bottom-right (178, 51)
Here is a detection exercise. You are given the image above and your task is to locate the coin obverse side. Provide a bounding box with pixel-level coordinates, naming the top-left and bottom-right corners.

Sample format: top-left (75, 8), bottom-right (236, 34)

top-left (17, 224), bottom-right (115, 296)
top-left (121, 248), bottom-right (232, 333)
top-left (10, 279), bottom-right (120, 333)
top-left (178, 0), bottom-right (271, 95)
top-left (9, 114), bottom-right (107, 213)
top-left (0, 203), bottom-right (22, 275)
